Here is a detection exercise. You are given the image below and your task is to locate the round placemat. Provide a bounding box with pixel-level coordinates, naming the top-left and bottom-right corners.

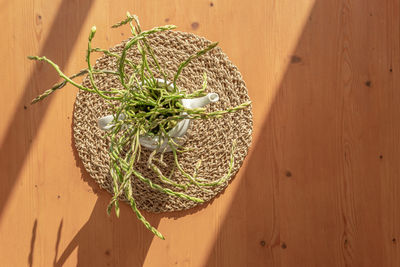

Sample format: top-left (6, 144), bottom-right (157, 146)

top-left (73, 30), bottom-right (253, 213)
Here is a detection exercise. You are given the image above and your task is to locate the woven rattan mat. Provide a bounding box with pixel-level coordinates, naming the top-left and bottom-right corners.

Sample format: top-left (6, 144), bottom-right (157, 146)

top-left (73, 31), bottom-right (253, 213)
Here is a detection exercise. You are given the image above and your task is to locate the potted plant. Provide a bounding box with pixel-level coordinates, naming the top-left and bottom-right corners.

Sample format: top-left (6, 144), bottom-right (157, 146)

top-left (29, 12), bottom-right (251, 239)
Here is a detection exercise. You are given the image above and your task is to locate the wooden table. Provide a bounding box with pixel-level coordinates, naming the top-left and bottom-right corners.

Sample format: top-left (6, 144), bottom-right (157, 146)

top-left (1, 0), bottom-right (400, 266)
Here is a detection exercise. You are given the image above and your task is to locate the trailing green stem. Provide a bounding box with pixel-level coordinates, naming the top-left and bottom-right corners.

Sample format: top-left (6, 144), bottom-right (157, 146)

top-left (29, 13), bottom-right (251, 240)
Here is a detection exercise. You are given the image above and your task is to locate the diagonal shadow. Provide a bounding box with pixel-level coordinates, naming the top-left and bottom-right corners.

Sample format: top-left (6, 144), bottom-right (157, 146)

top-left (204, 0), bottom-right (398, 266)
top-left (0, 0), bottom-right (94, 217)
top-left (204, 1), bottom-right (321, 265)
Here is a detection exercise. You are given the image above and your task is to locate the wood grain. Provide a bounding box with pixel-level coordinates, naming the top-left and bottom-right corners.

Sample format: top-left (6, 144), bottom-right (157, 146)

top-left (1, 0), bottom-right (400, 266)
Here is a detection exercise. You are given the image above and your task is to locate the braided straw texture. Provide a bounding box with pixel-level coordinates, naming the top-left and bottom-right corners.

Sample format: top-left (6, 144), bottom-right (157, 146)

top-left (73, 31), bottom-right (253, 213)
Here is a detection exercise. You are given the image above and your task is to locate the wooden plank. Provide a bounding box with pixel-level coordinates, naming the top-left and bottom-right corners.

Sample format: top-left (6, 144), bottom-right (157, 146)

top-left (0, 0), bottom-right (399, 266)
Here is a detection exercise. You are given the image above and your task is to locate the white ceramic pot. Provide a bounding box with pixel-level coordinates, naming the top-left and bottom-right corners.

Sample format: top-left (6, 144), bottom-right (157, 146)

top-left (97, 79), bottom-right (219, 151)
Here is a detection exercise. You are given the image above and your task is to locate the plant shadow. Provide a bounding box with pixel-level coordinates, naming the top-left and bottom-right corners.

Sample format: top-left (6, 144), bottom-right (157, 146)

top-left (51, 120), bottom-right (162, 267)
top-left (28, 219), bottom-right (38, 267)
top-left (60, 92), bottom-right (244, 265)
